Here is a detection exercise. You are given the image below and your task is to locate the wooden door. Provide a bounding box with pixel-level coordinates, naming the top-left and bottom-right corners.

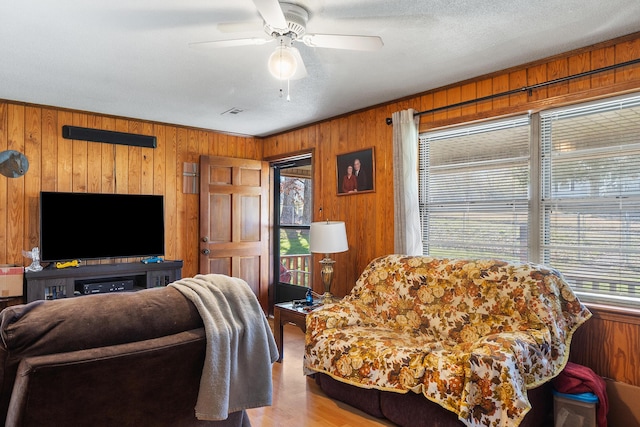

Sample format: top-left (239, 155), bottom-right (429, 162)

top-left (199, 156), bottom-right (270, 312)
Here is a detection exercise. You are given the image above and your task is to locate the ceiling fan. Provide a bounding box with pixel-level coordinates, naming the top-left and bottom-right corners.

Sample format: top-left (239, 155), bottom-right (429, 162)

top-left (189, 0), bottom-right (384, 81)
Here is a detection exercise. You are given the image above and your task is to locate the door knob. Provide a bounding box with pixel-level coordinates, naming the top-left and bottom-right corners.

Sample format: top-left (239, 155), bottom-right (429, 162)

top-left (202, 236), bottom-right (209, 242)
top-left (201, 249), bottom-right (210, 255)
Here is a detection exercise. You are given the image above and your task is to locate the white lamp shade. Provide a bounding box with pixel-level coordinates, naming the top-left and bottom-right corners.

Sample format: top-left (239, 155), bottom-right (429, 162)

top-left (309, 221), bottom-right (349, 254)
top-left (268, 46), bottom-right (297, 80)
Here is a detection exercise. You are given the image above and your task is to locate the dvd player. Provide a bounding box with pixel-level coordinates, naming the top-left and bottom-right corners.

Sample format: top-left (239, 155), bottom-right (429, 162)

top-left (76, 278), bottom-right (135, 295)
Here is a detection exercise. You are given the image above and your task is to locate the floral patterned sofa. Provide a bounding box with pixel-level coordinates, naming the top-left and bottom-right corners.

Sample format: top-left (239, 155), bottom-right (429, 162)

top-left (304, 255), bottom-right (592, 427)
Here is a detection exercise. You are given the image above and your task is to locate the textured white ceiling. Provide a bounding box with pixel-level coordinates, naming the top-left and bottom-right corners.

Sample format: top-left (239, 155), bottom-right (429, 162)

top-left (1, 0), bottom-right (639, 137)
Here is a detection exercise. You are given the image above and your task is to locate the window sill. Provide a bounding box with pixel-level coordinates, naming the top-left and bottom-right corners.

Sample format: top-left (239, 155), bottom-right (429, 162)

top-left (584, 302), bottom-right (640, 326)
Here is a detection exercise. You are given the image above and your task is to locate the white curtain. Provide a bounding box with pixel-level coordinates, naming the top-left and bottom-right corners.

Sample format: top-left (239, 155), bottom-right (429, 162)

top-left (392, 109), bottom-right (423, 256)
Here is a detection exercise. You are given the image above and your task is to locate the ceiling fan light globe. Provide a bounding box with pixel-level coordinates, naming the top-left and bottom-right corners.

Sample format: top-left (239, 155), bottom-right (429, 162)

top-left (268, 46), bottom-right (297, 80)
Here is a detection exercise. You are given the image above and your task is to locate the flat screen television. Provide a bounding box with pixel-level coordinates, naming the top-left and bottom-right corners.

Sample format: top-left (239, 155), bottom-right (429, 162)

top-left (39, 191), bottom-right (165, 262)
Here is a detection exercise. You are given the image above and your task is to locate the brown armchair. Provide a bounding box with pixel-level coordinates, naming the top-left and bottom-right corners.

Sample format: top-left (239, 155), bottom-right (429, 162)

top-left (0, 286), bottom-right (263, 427)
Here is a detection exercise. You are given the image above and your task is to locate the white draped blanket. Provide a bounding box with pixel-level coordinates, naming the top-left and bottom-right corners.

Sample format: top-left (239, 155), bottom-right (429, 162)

top-left (169, 274), bottom-right (278, 421)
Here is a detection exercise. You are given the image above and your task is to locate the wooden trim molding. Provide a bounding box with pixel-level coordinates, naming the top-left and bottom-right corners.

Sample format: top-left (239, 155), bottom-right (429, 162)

top-left (584, 303), bottom-right (640, 326)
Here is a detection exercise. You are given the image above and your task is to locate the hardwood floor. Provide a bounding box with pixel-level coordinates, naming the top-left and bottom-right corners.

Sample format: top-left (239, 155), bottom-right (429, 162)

top-left (247, 324), bottom-right (396, 427)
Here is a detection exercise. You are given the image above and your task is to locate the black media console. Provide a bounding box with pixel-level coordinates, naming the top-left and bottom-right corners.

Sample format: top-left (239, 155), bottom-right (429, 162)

top-left (23, 261), bottom-right (183, 303)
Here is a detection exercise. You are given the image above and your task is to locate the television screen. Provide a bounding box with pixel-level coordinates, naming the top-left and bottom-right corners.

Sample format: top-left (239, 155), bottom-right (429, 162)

top-left (39, 191), bottom-right (165, 262)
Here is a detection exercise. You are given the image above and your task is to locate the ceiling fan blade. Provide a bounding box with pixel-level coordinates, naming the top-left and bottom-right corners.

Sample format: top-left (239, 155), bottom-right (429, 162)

top-left (189, 37), bottom-right (271, 49)
top-left (290, 47), bottom-right (308, 80)
top-left (302, 34), bottom-right (384, 51)
top-left (253, 0), bottom-right (288, 32)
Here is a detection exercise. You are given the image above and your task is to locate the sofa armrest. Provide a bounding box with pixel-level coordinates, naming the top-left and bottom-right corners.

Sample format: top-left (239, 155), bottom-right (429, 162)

top-left (467, 328), bottom-right (555, 387)
top-left (5, 328), bottom-right (234, 427)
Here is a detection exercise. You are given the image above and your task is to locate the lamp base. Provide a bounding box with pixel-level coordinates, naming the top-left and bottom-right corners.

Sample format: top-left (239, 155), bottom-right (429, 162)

top-left (321, 292), bottom-right (334, 304)
top-left (319, 256), bottom-right (335, 304)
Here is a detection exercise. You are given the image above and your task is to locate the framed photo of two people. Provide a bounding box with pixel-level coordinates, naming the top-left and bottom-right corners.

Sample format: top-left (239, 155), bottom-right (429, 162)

top-left (336, 147), bottom-right (375, 195)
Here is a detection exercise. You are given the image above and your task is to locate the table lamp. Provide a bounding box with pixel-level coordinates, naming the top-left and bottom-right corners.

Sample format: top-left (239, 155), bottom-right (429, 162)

top-left (309, 220), bottom-right (349, 303)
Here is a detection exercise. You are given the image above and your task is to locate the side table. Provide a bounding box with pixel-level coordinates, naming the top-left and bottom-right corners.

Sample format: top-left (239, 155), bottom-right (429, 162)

top-left (274, 301), bottom-right (320, 363)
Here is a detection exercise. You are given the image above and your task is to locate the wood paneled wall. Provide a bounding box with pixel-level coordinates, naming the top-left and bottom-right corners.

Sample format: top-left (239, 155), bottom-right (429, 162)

top-left (263, 32), bottom-right (640, 386)
top-left (0, 103), bottom-right (262, 278)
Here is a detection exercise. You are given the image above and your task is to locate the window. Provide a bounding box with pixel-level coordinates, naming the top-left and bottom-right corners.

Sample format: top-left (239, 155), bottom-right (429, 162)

top-left (419, 93), bottom-right (640, 309)
top-left (419, 116), bottom-right (530, 260)
top-left (541, 95), bottom-right (640, 308)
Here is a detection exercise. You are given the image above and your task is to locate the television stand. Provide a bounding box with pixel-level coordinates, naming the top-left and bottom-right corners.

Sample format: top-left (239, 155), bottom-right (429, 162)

top-left (23, 261), bottom-right (183, 303)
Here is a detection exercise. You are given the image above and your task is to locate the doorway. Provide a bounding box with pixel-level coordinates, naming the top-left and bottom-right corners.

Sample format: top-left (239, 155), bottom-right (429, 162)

top-left (272, 156), bottom-right (312, 303)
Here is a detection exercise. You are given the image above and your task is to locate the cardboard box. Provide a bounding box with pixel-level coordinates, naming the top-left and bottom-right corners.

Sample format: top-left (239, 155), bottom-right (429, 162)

top-left (0, 265), bottom-right (24, 297)
top-left (606, 379), bottom-right (640, 427)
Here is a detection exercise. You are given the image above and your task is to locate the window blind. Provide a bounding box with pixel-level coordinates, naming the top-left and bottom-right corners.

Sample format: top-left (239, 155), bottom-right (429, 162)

top-left (419, 116), bottom-right (530, 260)
top-left (541, 95), bottom-right (640, 307)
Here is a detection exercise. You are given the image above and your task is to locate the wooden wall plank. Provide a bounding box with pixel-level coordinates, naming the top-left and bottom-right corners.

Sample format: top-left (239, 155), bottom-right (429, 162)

top-left (185, 129), bottom-right (200, 276)
top-left (445, 87), bottom-right (461, 119)
top-left (164, 125), bottom-right (179, 263)
top-left (100, 117), bottom-right (116, 193)
top-left (0, 102), bottom-right (6, 263)
top-left (527, 63), bottom-right (548, 101)
top-left (114, 119), bottom-right (129, 193)
top-left (509, 69), bottom-right (527, 106)
top-left (72, 113), bottom-right (88, 193)
top-left (24, 106), bottom-right (41, 251)
top-left (246, 136), bottom-right (256, 160)
top-left (460, 82), bottom-right (477, 116)
top-left (140, 122), bottom-right (154, 195)
top-left (175, 127), bottom-right (189, 273)
top-left (86, 115), bottom-right (102, 193)
top-left (7, 104), bottom-right (25, 264)
top-left (57, 110), bottom-right (73, 192)
top-left (198, 130), bottom-right (209, 158)
top-left (591, 46), bottom-right (615, 88)
top-left (153, 124), bottom-right (166, 196)
top-left (228, 134), bottom-right (238, 158)
top-left (476, 78), bottom-right (493, 113)
top-left (236, 135), bottom-right (246, 159)
top-left (419, 93), bottom-right (434, 124)
top-left (491, 74), bottom-right (510, 109)
top-left (568, 52), bottom-right (592, 92)
top-left (432, 90), bottom-right (447, 122)
top-left (211, 132), bottom-right (222, 157)
top-left (547, 58), bottom-right (569, 97)
top-left (615, 38), bottom-right (640, 82)
top-left (380, 105), bottom-right (394, 256)
top-left (40, 108), bottom-right (57, 192)
top-left (127, 121), bottom-right (143, 194)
